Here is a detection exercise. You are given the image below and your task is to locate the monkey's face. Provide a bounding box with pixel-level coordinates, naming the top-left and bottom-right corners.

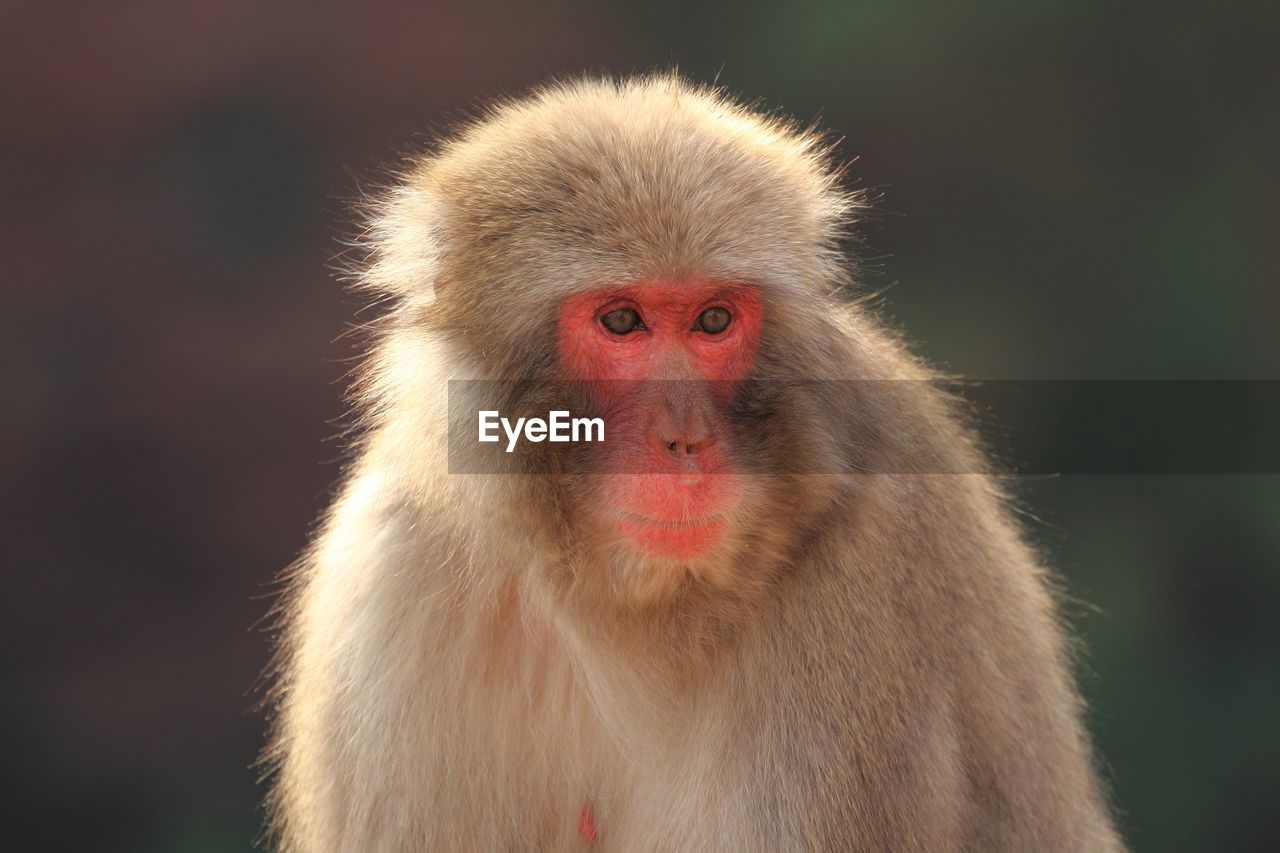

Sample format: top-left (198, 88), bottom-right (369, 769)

top-left (394, 78), bottom-right (857, 599)
top-left (555, 281), bottom-right (764, 564)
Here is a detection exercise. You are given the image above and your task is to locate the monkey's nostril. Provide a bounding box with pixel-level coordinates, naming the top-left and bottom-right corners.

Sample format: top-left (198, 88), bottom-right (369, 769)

top-left (665, 440), bottom-right (702, 458)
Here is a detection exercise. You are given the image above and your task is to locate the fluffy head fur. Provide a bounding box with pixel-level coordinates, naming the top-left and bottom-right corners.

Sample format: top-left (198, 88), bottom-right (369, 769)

top-left (363, 75), bottom-right (855, 344)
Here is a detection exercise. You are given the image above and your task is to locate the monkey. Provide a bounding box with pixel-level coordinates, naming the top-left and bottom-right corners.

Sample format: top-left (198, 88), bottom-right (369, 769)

top-left (263, 75), bottom-right (1124, 851)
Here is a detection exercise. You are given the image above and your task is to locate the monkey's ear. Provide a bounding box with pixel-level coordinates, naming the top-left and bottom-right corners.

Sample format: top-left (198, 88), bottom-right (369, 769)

top-left (355, 179), bottom-right (443, 305)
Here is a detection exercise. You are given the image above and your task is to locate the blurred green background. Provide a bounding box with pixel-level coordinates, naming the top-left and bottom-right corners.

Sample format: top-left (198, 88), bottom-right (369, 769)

top-left (2, 2), bottom-right (1277, 850)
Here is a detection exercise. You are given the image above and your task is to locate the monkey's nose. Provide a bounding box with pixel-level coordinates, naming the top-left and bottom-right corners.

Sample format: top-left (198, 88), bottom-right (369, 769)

top-left (660, 440), bottom-right (705, 486)
top-left (665, 439), bottom-right (701, 459)
top-left (659, 433), bottom-right (711, 486)
top-left (655, 418), bottom-right (710, 459)
top-left (652, 402), bottom-right (712, 470)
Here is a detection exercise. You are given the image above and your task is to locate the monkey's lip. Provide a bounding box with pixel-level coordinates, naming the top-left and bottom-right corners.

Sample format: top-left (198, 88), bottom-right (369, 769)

top-left (615, 511), bottom-right (728, 529)
top-left (614, 512), bottom-right (728, 559)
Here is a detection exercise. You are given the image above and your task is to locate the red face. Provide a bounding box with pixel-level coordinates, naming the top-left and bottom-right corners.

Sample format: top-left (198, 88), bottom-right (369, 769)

top-left (557, 282), bottom-right (763, 560)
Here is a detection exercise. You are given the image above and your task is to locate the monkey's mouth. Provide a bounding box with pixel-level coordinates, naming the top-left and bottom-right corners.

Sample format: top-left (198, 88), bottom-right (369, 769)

top-left (614, 513), bottom-right (728, 560)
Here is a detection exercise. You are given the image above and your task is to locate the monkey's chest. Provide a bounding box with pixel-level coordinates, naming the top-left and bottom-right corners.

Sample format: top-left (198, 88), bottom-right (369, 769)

top-left (449, 626), bottom-right (617, 845)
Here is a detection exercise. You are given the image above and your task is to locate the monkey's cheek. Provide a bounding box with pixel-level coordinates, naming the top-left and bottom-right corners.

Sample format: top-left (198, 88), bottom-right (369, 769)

top-left (614, 517), bottom-right (727, 561)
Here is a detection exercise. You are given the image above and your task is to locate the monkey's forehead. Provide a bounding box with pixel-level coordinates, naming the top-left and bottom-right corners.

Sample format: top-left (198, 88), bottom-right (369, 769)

top-left (364, 76), bottom-right (858, 311)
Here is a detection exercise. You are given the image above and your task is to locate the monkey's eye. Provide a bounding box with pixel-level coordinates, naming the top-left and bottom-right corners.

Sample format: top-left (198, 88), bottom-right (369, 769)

top-left (696, 306), bottom-right (732, 335)
top-left (601, 307), bottom-right (644, 335)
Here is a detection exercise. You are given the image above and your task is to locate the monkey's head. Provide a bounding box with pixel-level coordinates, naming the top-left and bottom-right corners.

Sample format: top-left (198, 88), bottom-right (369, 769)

top-left (360, 76), bottom-right (878, 610)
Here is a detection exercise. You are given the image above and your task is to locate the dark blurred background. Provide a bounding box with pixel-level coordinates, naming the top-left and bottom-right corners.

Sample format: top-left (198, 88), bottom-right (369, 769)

top-left (2, 2), bottom-right (1277, 850)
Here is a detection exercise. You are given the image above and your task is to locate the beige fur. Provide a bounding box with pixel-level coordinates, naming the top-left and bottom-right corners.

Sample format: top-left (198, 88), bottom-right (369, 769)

top-left (264, 75), bottom-right (1123, 851)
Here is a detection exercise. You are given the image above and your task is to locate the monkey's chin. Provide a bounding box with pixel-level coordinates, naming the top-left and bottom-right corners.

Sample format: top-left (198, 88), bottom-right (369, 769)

top-left (614, 516), bottom-right (727, 561)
